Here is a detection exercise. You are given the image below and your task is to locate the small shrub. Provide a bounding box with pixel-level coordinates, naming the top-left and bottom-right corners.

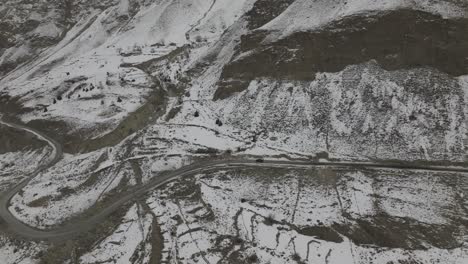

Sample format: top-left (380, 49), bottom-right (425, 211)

top-left (292, 253), bottom-right (301, 262)
top-left (264, 213), bottom-right (275, 226)
top-left (248, 254), bottom-right (258, 263)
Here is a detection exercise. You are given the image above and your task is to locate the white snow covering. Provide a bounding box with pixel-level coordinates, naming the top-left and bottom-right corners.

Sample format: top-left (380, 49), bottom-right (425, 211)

top-left (175, 62), bottom-right (467, 161)
top-left (79, 204), bottom-right (153, 264)
top-left (32, 22), bottom-right (62, 38)
top-left (8, 148), bottom-right (132, 228)
top-left (0, 0), bottom-right (255, 136)
top-left (0, 148), bottom-right (50, 190)
top-left (143, 167), bottom-right (468, 263)
top-left (1, 1), bottom-right (468, 262)
top-left (0, 237), bottom-right (45, 264)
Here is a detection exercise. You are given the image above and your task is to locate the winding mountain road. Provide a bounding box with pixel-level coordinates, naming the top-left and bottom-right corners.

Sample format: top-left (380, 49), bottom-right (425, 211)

top-left (1, 118), bottom-right (468, 241)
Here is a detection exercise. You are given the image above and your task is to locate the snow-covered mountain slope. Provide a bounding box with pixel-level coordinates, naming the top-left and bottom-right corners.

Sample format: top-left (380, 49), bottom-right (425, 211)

top-left (2, 1), bottom-right (468, 264)
top-left (178, 62), bottom-right (466, 161)
top-left (180, 1), bottom-right (468, 161)
top-left (1, 0), bottom-right (467, 158)
top-left (0, 0), bottom-right (122, 77)
top-left (0, 0), bottom-right (255, 143)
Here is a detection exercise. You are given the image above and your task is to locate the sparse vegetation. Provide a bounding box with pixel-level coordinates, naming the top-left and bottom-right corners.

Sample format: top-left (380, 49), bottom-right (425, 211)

top-left (1, 1), bottom-right (468, 263)
top-left (264, 213), bottom-right (275, 226)
top-left (291, 253), bottom-right (301, 262)
top-left (248, 254), bottom-right (258, 263)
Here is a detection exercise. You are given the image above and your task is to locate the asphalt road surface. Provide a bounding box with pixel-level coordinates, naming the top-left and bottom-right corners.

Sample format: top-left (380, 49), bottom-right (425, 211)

top-left (1, 118), bottom-right (467, 241)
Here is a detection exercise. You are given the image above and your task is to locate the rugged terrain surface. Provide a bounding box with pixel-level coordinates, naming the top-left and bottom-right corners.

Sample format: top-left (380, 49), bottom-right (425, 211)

top-left (0, 0), bottom-right (468, 263)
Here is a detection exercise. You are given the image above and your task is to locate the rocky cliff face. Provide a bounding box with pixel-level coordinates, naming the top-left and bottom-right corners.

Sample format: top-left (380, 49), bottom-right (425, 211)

top-left (216, 9), bottom-right (468, 100)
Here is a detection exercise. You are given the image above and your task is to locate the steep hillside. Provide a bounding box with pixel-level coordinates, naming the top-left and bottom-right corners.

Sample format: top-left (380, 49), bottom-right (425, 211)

top-left (0, 0), bottom-right (255, 149)
top-left (2, 0), bottom-right (466, 160)
top-left (1, 1), bottom-right (468, 264)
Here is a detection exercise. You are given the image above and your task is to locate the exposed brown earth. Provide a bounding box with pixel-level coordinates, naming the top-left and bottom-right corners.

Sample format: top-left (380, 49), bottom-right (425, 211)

top-left (334, 213), bottom-right (462, 250)
top-left (0, 124), bottom-right (45, 154)
top-left (216, 9), bottom-right (468, 99)
top-left (245, 0), bottom-right (296, 30)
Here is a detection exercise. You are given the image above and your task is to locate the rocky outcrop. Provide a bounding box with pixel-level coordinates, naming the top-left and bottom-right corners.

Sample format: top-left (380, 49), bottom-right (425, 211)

top-left (215, 9), bottom-right (468, 100)
top-left (245, 0), bottom-right (295, 30)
